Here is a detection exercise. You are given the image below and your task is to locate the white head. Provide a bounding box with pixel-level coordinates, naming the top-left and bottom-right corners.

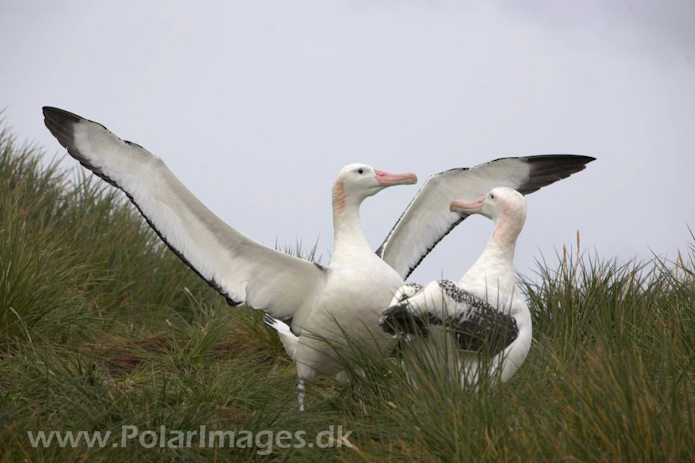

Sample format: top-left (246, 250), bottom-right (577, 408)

top-left (449, 187), bottom-right (527, 243)
top-left (333, 163), bottom-right (417, 213)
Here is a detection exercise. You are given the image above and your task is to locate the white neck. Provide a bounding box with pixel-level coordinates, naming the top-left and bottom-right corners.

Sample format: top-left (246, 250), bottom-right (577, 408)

top-left (459, 215), bottom-right (521, 299)
top-left (330, 183), bottom-right (372, 264)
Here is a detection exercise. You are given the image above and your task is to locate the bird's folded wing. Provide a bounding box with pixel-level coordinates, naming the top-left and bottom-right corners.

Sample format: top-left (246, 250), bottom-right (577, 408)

top-left (380, 280), bottom-right (519, 355)
top-left (43, 107), bottom-right (325, 319)
top-left (376, 155), bottom-right (595, 280)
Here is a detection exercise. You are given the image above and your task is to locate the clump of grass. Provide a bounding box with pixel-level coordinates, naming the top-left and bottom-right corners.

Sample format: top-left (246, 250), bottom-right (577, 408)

top-left (0, 121), bottom-right (693, 461)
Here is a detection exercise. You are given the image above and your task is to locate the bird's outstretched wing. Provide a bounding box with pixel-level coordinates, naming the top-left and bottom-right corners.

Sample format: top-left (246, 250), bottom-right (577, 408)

top-left (377, 155), bottom-right (595, 280)
top-left (43, 107), bottom-right (325, 319)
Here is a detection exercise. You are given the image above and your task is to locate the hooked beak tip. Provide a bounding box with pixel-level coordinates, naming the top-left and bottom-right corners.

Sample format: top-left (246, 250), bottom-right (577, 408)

top-left (400, 174), bottom-right (417, 186)
top-left (450, 195), bottom-right (486, 215)
top-left (376, 171), bottom-right (418, 187)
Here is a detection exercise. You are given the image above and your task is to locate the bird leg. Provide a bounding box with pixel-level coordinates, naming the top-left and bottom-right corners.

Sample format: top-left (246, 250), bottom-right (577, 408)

top-left (297, 379), bottom-right (306, 412)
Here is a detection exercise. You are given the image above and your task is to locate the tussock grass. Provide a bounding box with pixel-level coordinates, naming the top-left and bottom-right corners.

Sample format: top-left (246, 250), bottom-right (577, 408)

top-left (0, 123), bottom-right (693, 461)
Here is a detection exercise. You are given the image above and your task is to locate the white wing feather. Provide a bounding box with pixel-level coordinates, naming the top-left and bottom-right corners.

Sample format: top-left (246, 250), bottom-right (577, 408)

top-left (43, 107), bottom-right (324, 319)
top-left (377, 155), bottom-right (594, 280)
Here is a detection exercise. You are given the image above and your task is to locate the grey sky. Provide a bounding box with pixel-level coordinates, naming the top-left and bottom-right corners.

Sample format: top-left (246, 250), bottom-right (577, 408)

top-left (2, 1), bottom-right (694, 283)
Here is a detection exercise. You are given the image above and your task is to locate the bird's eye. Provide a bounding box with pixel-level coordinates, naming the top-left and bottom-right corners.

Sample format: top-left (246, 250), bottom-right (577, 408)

top-left (490, 194), bottom-right (495, 199)
top-left (358, 169), bottom-right (364, 174)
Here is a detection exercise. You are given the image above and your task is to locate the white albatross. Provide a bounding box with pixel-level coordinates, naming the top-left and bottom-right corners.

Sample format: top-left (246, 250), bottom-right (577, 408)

top-left (42, 106), bottom-right (593, 410)
top-left (42, 107), bottom-right (416, 410)
top-left (380, 187), bottom-right (531, 386)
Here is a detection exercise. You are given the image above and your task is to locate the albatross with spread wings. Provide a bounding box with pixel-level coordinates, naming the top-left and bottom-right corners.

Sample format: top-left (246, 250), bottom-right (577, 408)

top-left (42, 106), bottom-right (593, 410)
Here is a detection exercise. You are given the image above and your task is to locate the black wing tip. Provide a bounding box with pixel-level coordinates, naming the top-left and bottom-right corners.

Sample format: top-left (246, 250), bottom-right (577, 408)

top-left (518, 154), bottom-right (596, 193)
top-left (522, 154), bottom-right (596, 165)
top-left (42, 106), bottom-right (84, 124)
top-left (42, 107), bottom-right (89, 156)
top-left (42, 106), bottom-right (123, 188)
top-left (42, 106), bottom-right (110, 136)
top-left (43, 107), bottom-right (78, 148)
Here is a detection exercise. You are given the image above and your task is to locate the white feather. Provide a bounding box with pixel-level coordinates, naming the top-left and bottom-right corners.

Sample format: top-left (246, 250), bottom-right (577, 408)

top-left (57, 113), bottom-right (325, 319)
top-left (378, 155), bottom-right (593, 280)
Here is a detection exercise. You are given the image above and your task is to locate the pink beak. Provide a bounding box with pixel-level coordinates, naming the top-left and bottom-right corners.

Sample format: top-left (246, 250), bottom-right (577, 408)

top-left (450, 195), bottom-right (486, 214)
top-left (375, 169), bottom-right (417, 187)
